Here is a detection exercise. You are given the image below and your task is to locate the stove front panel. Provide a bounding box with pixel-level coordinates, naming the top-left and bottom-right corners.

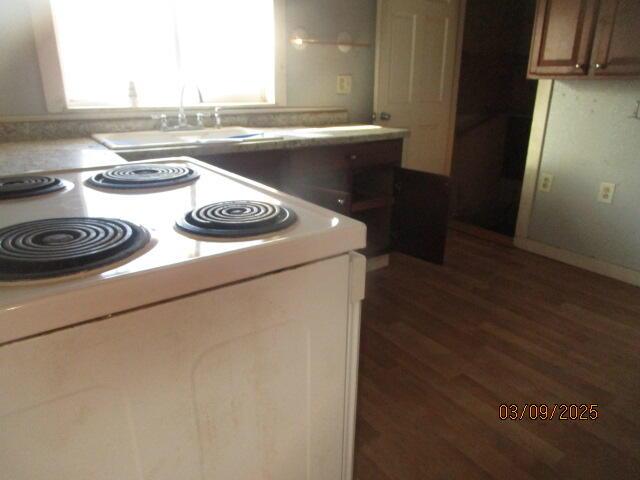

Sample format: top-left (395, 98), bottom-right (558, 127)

top-left (0, 255), bottom-right (355, 480)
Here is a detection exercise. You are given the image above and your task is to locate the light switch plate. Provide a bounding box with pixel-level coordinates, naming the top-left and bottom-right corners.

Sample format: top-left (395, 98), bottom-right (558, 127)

top-left (598, 182), bottom-right (616, 204)
top-left (539, 172), bottom-right (553, 192)
top-left (337, 75), bottom-right (352, 95)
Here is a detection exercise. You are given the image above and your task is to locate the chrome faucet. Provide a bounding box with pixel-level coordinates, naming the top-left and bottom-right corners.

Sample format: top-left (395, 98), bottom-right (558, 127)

top-left (175, 84), bottom-right (204, 130)
top-left (152, 84), bottom-right (208, 131)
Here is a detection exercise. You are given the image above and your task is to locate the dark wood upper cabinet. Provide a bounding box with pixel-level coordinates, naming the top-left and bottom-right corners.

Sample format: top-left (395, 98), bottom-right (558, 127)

top-left (528, 0), bottom-right (640, 78)
top-left (528, 0), bottom-right (599, 77)
top-left (591, 0), bottom-right (640, 76)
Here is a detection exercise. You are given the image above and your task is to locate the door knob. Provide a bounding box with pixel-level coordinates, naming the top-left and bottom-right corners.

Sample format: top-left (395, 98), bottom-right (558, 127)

top-left (379, 112), bottom-right (391, 121)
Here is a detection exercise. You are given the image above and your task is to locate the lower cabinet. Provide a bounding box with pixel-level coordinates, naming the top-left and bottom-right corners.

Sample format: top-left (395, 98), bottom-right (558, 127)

top-left (202, 150), bottom-right (286, 189)
top-left (197, 139), bottom-right (451, 264)
top-left (284, 183), bottom-right (352, 216)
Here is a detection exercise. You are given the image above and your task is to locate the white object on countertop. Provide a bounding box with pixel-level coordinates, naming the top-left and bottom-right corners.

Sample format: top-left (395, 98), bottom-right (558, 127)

top-left (128, 80), bottom-right (138, 108)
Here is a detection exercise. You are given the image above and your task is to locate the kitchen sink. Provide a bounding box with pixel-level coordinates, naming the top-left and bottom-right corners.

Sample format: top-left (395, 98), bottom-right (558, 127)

top-left (93, 127), bottom-right (278, 150)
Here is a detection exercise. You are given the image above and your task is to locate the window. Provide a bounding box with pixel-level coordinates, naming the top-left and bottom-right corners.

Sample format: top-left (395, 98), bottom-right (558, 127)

top-left (33, 0), bottom-right (285, 110)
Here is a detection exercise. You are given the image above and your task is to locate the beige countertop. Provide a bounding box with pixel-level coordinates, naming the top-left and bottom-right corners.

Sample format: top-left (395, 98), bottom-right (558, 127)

top-left (0, 138), bottom-right (125, 176)
top-left (0, 125), bottom-right (408, 176)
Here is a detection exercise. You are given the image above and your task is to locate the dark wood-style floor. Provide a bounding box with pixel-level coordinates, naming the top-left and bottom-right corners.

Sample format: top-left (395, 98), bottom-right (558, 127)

top-left (354, 230), bottom-right (640, 480)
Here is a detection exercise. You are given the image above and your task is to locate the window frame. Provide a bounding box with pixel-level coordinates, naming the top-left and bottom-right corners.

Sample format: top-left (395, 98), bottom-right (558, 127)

top-left (28, 0), bottom-right (287, 114)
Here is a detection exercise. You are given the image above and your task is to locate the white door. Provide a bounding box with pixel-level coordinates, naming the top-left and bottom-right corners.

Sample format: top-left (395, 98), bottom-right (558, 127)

top-left (374, 0), bottom-right (464, 174)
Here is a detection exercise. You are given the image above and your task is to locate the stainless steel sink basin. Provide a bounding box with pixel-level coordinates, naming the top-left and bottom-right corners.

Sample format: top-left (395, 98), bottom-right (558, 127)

top-left (93, 127), bottom-right (278, 150)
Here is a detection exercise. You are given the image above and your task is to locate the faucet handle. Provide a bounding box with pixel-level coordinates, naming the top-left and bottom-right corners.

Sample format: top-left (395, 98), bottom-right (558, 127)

top-left (195, 112), bottom-right (206, 128)
top-left (212, 106), bottom-right (223, 128)
top-left (151, 113), bottom-right (169, 131)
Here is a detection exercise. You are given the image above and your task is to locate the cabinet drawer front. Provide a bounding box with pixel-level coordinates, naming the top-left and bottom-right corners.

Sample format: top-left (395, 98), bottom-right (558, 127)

top-left (345, 140), bottom-right (403, 169)
top-left (288, 146), bottom-right (349, 175)
top-left (288, 140), bottom-right (403, 176)
top-left (200, 150), bottom-right (287, 188)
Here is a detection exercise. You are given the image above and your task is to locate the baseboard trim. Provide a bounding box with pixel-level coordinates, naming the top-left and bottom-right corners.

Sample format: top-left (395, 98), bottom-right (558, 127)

top-left (449, 221), bottom-right (514, 247)
top-left (514, 237), bottom-right (640, 287)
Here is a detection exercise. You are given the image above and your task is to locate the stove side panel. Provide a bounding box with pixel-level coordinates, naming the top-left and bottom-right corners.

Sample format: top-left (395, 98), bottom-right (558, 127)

top-left (0, 254), bottom-right (354, 480)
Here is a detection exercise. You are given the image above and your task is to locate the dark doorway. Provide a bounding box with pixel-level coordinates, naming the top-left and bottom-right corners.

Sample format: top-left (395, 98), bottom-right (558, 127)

top-left (450, 0), bottom-right (537, 237)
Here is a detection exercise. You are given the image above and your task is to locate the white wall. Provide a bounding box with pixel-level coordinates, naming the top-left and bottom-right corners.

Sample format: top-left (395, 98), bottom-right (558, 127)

top-left (527, 80), bottom-right (640, 272)
top-left (0, 0), bottom-right (377, 122)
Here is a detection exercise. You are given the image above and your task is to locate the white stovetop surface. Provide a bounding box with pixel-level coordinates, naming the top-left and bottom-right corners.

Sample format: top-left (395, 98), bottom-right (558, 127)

top-left (0, 157), bottom-right (366, 344)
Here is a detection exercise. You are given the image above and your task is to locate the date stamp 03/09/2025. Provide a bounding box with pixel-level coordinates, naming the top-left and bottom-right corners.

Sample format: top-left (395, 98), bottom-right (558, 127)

top-left (499, 404), bottom-right (599, 421)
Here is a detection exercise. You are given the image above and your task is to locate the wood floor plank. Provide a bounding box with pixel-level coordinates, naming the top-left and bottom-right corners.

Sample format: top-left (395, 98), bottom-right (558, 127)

top-left (355, 230), bottom-right (640, 479)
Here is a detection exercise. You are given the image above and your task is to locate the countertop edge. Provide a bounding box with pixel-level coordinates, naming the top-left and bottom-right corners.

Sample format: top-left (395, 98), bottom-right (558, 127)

top-left (115, 129), bottom-right (409, 159)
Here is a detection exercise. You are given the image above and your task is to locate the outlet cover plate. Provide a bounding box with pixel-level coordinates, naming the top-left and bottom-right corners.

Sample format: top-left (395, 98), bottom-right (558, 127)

top-left (598, 182), bottom-right (616, 204)
top-left (337, 75), bottom-right (352, 95)
top-left (539, 172), bottom-right (553, 192)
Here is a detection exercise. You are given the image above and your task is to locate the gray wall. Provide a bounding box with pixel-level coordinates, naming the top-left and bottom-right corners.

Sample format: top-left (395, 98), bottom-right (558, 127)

top-left (0, 0), bottom-right (377, 122)
top-left (285, 0), bottom-right (376, 123)
top-left (527, 80), bottom-right (640, 271)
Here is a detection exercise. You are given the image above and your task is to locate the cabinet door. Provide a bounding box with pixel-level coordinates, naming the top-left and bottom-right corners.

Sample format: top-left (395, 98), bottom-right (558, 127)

top-left (591, 0), bottom-right (640, 76)
top-left (528, 0), bottom-right (599, 77)
top-left (391, 167), bottom-right (451, 264)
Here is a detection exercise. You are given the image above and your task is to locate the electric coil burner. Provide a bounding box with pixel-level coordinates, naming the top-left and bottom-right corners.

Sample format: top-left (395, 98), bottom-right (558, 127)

top-left (177, 200), bottom-right (297, 238)
top-left (0, 175), bottom-right (65, 200)
top-left (0, 217), bottom-right (150, 281)
top-left (88, 163), bottom-right (199, 190)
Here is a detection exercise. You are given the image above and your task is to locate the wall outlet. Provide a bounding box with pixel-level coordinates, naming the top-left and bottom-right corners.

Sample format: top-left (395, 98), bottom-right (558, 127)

top-left (337, 75), bottom-right (352, 95)
top-left (598, 182), bottom-right (616, 204)
top-left (539, 172), bottom-right (554, 192)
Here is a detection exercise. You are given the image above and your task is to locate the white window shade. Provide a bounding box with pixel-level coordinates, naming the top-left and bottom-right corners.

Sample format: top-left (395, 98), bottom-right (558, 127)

top-left (48, 0), bottom-right (279, 109)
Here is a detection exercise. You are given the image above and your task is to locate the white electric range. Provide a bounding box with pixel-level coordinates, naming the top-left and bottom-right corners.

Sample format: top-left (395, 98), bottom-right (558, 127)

top-left (0, 158), bottom-right (366, 480)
